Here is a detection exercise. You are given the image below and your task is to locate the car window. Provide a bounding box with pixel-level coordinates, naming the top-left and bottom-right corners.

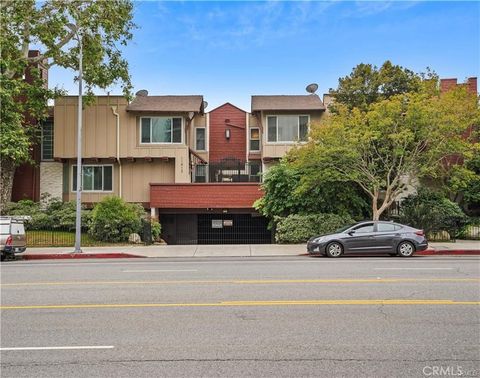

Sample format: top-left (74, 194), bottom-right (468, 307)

top-left (353, 223), bottom-right (374, 233)
top-left (377, 223), bottom-right (396, 232)
top-left (11, 223), bottom-right (24, 234)
top-left (394, 225), bottom-right (403, 231)
top-left (0, 224), bottom-right (10, 234)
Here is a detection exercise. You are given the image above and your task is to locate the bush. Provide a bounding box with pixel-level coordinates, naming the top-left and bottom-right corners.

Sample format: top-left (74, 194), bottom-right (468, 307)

top-left (275, 213), bottom-right (354, 244)
top-left (151, 220), bottom-right (162, 241)
top-left (89, 196), bottom-right (144, 242)
top-left (399, 189), bottom-right (467, 237)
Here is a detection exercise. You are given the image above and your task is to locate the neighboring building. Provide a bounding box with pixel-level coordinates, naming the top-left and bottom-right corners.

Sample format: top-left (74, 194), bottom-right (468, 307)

top-left (11, 50), bottom-right (50, 202)
top-left (51, 89), bottom-right (326, 244)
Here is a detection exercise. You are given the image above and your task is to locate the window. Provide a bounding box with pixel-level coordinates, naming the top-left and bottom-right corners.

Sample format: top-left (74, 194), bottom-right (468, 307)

top-left (353, 223), bottom-right (374, 233)
top-left (250, 128), bottom-right (260, 151)
top-left (377, 223), bottom-right (399, 232)
top-left (72, 165), bottom-right (113, 192)
top-left (140, 117), bottom-right (182, 144)
top-left (267, 115), bottom-right (309, 143)
top-left (41, 120), bottom-right (54, 160)
top-left (195, 164), bottom-right (207, 183)
top-left (196, 128), bottom-right (206, 151)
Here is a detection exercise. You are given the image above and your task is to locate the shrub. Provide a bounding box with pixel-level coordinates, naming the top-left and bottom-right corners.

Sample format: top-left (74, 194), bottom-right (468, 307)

top-left (275, 213), bottom-right (355, 244)
top-left (399, 189), bottom-right (467, 236)
top-left (151, 220), bottom-right (162, 241)
top-left (89, 196), bottom-right (143, 242)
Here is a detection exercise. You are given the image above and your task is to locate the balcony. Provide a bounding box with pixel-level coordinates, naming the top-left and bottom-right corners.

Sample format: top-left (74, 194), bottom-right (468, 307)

top-left (191, 158), bottom-right (262, 183)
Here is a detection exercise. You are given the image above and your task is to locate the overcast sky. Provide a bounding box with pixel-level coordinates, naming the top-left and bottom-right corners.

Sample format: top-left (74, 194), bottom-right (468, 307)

top-left (48, 1), bottom-right (480, 111)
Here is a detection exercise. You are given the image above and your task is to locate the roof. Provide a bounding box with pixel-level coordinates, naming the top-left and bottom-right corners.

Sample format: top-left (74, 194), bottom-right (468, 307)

top-left (126, 95), bottom-right (204, 113)
top-left (251, 94), bottom-right (325, 111)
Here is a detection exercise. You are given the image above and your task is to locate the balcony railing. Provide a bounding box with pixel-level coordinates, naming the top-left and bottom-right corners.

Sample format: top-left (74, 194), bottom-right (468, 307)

top-left (191, 158), bottom-right (262, 183)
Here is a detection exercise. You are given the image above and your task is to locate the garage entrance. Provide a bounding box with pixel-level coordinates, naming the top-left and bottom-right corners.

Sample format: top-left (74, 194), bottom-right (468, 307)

top-left (160, 213), bottom-right (272, 245)
top-left (198, 214), bottom-right (271, 244)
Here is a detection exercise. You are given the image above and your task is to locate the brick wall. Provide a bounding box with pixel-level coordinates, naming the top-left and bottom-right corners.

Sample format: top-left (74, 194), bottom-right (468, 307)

top-left (39, 162), bottom-right (63, 199)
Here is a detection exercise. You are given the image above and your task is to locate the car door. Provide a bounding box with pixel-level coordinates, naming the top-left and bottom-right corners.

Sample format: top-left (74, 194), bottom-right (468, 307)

top-left (343, 223), bottom-right (377, 253)
top-left (373, 223), bottom-right (400, 252)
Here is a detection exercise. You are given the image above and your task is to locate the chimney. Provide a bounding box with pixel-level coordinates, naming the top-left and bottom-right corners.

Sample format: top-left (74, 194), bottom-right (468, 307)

top-left (440, 78), bottom-right (458, 93)
top-left (466, 77), bottom-right (477, 94)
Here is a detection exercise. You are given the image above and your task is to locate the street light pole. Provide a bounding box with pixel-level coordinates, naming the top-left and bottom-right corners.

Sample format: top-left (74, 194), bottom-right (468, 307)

top-left (74, 27), bottom-right (83, 253)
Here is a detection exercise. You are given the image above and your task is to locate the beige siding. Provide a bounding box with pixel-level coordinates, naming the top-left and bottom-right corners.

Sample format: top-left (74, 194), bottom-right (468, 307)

top-left (64, 161), bottom-right (120, 203)
top-left (55, 96), bottom-right (195, 161)
top-left (121, 160), bottom-right (175, 203)
top-left (63, 159), bottom-right (175, 204)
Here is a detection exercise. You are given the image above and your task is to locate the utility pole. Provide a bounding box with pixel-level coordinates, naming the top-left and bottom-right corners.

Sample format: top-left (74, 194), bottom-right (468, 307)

top-left (72, 24), bottom-right (83, 253)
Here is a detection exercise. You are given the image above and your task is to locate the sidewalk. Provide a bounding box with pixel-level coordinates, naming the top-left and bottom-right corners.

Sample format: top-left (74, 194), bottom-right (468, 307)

top-left (18, 240), bottom-right (480, 260)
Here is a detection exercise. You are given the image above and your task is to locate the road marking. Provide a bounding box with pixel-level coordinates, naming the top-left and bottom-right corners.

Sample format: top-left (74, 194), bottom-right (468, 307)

top-left (0, 346), bottom-right (114, 351)
top-left (1, 299), bottom-right (479, 311)
top-left (1, 278), bottom-right (478, 287)
top-left (121, 269), bottom-right (198, 273)
top-left (374, 268), bottom-right (454, 270)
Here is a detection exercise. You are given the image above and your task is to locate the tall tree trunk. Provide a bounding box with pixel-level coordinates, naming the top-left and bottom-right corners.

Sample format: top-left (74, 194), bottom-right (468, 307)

top-left (372, 192), bottom-right (380, 221)
top-left (0, 157), bottom-right (16, 214)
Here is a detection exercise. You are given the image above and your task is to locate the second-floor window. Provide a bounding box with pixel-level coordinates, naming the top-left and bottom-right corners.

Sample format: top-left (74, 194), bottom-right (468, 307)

top-left (72, 165), bottom-right (113, 192)
top-left (250, 128), bottom-right (260, 151)
top-left (140, 117), bottom-right (182, 144)
top-left (267, 115), bottom-right (309, 143)
top-left (196, 127), bottom-right (206, 151)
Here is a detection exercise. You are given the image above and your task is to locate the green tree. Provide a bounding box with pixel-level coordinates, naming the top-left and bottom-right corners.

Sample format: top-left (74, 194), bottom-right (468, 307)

top-left (297, 83), bottom-right (478, 220)
top-left (444, 143), bottom-right (480, 215)
top-left (329, 61), bottom-right (423, 111)
top-left (0, 0), bottom-right (135, 211)
top-left (254, 159), bottom-right (370, 222)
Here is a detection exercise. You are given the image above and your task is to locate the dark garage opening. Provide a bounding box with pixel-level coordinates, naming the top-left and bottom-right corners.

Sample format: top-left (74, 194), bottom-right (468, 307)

top-left (161, 213), bottom-right (272, 245)
top-left (198, 214), bottom-right (271, 244)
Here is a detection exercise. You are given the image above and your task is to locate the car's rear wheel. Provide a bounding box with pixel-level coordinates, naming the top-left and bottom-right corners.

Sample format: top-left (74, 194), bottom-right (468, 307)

top-left (397, 241), bottom-right (415, 257)
top-left (326, 242), bottom-right (343, 258)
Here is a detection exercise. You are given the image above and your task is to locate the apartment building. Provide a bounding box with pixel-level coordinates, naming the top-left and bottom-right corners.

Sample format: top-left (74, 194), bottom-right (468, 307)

top-left (50, 89), bottom-right (325, 244)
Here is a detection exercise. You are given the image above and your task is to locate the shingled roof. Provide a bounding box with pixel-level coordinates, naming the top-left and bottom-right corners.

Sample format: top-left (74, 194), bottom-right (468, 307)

top-left (251, 94), bottom-right (325, 111)
top-left (126, 95), bottom-right (204, 112)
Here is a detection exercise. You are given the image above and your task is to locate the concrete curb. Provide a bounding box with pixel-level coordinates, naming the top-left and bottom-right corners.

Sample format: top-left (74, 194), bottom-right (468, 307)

top-left (22, 253), bottom-right (145, 260)
top-left (18, 249), bottom-right (480, 260)
top-left (416, 249), bottom-right (480, 256)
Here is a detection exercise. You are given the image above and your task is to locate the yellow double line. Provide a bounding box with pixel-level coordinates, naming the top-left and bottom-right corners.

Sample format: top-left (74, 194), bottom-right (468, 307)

top-left (1, 299), bottom-right (479, 310)
top-left (1, 278), bottom-right (479, 287)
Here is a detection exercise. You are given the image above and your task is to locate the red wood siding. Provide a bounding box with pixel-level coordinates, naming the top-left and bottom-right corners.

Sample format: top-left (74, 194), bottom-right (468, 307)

top-left (209, 103), bottom-right (246, 162)
top-left (150, 183), bottom-right (263, 209)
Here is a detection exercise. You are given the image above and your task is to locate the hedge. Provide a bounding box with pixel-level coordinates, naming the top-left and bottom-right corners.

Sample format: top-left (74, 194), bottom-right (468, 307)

top-left (275, 213), bottom-right (354, 244)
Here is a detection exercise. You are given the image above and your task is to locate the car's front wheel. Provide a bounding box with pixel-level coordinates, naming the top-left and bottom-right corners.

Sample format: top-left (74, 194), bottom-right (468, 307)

top-left (326, 242), bottom-right (343, 258)
top-left (397, 241), bottom-right (415, 257)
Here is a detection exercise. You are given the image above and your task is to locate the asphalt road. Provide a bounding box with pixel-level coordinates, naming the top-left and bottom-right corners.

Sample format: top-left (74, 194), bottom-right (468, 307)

top-left (1, 255), bottom-right (479, 378)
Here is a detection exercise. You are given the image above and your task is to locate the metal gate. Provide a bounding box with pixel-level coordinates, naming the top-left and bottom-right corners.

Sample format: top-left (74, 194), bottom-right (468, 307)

top-left (197, 214), bottom-right (271, 244)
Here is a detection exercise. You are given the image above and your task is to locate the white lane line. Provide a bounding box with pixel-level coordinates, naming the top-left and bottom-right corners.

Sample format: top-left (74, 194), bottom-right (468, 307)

top-left (0, 346), bottom-right (114, 351)
top-left (122, 269), bottom-right (198, 273)
top-left (374, 268), bottom-right (453, 270)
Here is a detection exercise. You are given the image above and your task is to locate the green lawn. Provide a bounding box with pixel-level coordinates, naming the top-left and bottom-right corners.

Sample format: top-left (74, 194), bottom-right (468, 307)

top-left (26, 230), bottom-right (128, 247)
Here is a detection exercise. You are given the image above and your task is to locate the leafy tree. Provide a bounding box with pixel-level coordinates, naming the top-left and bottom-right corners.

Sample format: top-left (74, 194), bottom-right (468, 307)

top-left (254, 159), bottom-right (370, 222)
top-left (329, 61), bottom-right (423, 111)
top-left (0, 0), bottom-right (135, 211)
top-left (296, 83), bottom-right (478, 220)
top-left (444, 144), bottom-right (480, 215)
